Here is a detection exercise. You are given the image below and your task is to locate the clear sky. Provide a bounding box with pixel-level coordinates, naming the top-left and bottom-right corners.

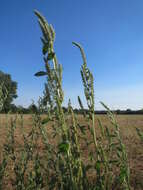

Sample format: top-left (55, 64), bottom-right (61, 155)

top-left (0, 0), bottom-right (143, 110)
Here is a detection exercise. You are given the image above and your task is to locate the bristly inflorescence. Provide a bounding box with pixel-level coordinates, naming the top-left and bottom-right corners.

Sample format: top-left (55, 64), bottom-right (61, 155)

top-left (34, 10), bottom-right (64, 107)
top-left (34, 10), bottom-right (55, 52)
top-left (72, 42), bottom-right (95, 114)
top-left (33, 11), bottom-right (131, 190)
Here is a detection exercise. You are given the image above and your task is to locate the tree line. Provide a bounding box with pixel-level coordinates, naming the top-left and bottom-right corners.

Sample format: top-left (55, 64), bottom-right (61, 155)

top-left (0, 70), bottom-right (143, 114)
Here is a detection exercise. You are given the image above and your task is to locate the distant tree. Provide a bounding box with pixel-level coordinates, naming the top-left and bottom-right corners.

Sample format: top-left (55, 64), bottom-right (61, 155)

top-left (116, 109), bottom-right (121, 114)
top-left (125, 109), bottom-right (132, 114)
top-left (28, 103), bottom-right (38, 113)
top-left (74, 108), bottom-right (79, 114)
top-left (62, 106), bottom-right (68, 113)
top-left (10, 104), bottom-right (18, 113)
top-left (0, 71), bottom-right (17, 112)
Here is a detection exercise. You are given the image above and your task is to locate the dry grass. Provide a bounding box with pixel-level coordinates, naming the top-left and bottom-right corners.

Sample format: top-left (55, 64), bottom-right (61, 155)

top-left (0, 114), bottom-right (143, 189)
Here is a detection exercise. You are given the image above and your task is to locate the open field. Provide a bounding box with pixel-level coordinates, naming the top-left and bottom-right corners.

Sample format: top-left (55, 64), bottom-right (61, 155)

top-left (0, 114), bottom-right (143, 189)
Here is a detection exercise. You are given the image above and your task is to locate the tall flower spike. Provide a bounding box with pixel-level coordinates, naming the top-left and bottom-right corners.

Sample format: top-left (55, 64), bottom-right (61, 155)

top-left (34, 10), bottom-right (52, 43)
top-left (72, 42), bottom-right (87, 65)
top-left (49, 24), bottom-right (55, 42)
top-left (73, 42), bottom-right (95, 112)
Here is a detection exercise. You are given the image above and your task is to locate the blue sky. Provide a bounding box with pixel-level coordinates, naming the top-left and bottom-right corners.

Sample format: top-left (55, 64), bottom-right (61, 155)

top-left (0, 0), bottom-right (143, 110)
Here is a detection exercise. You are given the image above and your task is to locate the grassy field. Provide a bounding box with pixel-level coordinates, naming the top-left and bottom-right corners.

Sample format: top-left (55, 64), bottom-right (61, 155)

top-left (0, 114), bottom-right (143, 189)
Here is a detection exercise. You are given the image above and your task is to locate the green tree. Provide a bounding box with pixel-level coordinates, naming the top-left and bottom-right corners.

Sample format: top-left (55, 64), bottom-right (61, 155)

top-left (0, 71), bottom-right (17, 112)
top-left (28, 103), bottom-right (38, 113)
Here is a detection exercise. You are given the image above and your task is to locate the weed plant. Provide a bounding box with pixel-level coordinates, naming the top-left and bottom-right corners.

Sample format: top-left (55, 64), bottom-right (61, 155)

top-left (136, 128), bottom-right (143, 142)
top-left (0, 10), bottom-right (132, 190)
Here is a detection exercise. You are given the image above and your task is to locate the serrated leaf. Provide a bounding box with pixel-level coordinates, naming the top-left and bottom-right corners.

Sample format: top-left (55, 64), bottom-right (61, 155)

top-left (34, 71), bottom-right (47, 77)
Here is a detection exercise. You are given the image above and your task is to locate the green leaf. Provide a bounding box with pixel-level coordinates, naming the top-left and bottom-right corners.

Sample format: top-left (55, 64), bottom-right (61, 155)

top-left (78, 125), bottom-right (87, 135)
top-left (136, 128), bottom-right (143, 141)
top-left (42, 44), bottom-right (49, 55)
top-left (109, 160), bottom-right (119, 164)
top-left (95, 160), bottom-right (101, 172)
top-left (47, 52), bottom-right (55, 60)
top-left (117, 150), bottom-right (121, 158)
top-left (109, 142), bottom-right (119, 148)
top-left (34, 71), bottom-right (47, 77)
top-left (58, 142), bottom-right (69, 153)
top-left (109, 134), bottom-right (117, 138)
top-left (41, 117), bottom-right (49, 124)
top-left (117, 146), bottom-right (122, 152)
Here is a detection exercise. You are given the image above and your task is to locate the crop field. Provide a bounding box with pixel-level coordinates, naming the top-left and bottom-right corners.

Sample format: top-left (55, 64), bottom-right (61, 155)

top-left (0, 114), bottom-right (143, 189)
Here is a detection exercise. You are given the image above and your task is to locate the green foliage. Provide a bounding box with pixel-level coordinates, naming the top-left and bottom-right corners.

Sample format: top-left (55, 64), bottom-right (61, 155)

top-left (33, 10), bottom-right (131, 190)
top-left (35, 71), bottom-right (47, 77)
top-left (136, 128), bottom-right (143, 142)
top-left (28, 103), bottom-right (38, 114)
top-left (0, 82), bottom-right (8, 112)
top-left (0, 10), bottom-right (133, 190)
top-left (0, 71), bottom-right (17, 112)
